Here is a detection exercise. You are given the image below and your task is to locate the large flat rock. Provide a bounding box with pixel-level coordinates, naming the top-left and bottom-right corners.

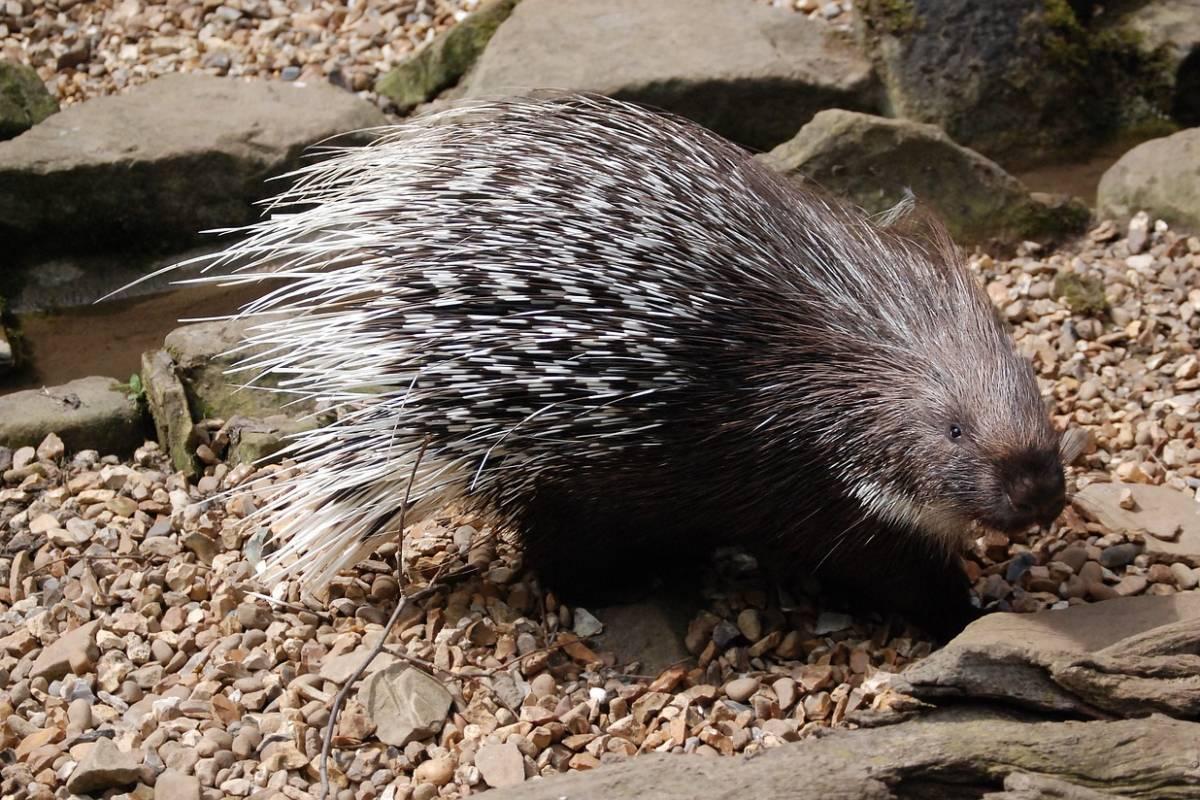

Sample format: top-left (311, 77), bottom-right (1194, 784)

top-left (462, 0), bottom-right (877, 151)
top-left (0, 376), bottom-right (147, 456)
top-left (481, 706), bottom-right (1200, 800)
top-left (1072, 481), bottom-right (1200, 565)
top-left (0, 73), bottom-right (386, 250)
top-left (901, 593), bottom-right (1200, 718)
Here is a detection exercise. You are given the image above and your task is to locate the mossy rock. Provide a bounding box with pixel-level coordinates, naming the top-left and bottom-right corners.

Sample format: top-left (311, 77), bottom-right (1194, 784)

top-left (376, 0), bottom-right (520, 113)
top-left (161, 319), bottom-right (320, 423)
top-left (225, 415), bottom-right (321, 467)
top-left (759, 110), bottom-right (1088, 246)
top-left (1054, 271), bottom-right (1109, 317)
top-left (0, 61), bottom-right (58, 140)
top-left (856, 0), bottom-right (1176, 166)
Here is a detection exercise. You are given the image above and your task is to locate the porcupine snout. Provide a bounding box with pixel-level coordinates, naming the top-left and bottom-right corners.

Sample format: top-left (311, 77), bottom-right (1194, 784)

top-left (993, 449), bottom-right (1067, 531)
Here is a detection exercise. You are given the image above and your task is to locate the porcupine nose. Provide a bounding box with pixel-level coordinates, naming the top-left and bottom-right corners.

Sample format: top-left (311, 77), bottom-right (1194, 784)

top-left (1005, 467), bottom-right (1066, 528)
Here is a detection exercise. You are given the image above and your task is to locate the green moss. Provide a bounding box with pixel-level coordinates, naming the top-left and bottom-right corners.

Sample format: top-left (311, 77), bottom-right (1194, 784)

top-left (865, 0), bottom-right (921, 36)
top-left (0, 61), bottom-right (58, 140)
top-left (117, 372), bottom-right (146, 405)
top-left (1054, 271), bottom-right (1109, 317)
top-left (1008, 194), bottom-right (1091, 242)
top-left (376, 0), bottom-right (519, 113)
top-left (1037, 0), bottom-right (1173, 141)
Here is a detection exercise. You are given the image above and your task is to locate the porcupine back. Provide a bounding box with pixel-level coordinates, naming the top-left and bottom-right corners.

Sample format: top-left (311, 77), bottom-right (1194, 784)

top-left (185, 95), bottom-right (1063, 628)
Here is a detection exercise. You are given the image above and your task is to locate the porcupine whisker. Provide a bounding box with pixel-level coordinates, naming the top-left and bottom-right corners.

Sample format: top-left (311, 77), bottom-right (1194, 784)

top-left (812, 512), bottom-right (872, 574)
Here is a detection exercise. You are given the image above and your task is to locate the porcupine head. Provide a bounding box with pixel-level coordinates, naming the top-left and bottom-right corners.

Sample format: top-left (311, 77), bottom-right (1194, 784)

top-left (775, 206), bottom-right (1072, 633)
top-left (153, 95), bottom-right (1071, 637)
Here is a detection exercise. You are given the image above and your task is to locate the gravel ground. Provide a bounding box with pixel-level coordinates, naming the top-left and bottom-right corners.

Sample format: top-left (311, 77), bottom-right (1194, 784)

top-left (1, 217), bottom-right (1199, 799)
top-left (0, 0), bottom-right (478, 109)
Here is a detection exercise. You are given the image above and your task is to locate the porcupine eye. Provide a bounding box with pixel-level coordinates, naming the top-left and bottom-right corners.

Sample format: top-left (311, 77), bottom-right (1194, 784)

top-left (948, 424), bottom-right (964, 441)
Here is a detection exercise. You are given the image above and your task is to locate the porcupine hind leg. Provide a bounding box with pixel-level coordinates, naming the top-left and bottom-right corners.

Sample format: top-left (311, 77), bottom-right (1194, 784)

top-left (516, 484), bottom-right (711, 608)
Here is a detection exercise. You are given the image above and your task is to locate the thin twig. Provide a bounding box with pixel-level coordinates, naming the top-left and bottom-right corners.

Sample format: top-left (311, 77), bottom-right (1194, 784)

top-left (31, 553), bottom-right (158, 576)
top-left (243, 590), bottom-right (333, 621)
top-left (319, 440), bottom-right (428, 800)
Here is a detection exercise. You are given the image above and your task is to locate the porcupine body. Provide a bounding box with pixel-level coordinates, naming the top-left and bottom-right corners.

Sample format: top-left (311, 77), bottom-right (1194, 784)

top-left (194, 94), bottom-right (1066, 638)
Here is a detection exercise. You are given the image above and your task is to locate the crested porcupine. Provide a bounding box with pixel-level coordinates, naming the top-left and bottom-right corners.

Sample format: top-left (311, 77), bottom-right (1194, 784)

top-left (173, 94), bottom-right (1068, 638)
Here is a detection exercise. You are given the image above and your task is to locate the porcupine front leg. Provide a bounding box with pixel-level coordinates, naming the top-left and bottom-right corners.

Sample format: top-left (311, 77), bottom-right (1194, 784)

top-left (815, 527), bottom-right (980, 643)
top-left (861, 549), bottom-right (979, 642)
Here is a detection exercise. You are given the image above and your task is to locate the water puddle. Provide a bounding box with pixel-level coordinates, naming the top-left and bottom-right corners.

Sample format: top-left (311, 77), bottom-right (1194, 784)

top-left (3, 282), bottom-right (263, 395)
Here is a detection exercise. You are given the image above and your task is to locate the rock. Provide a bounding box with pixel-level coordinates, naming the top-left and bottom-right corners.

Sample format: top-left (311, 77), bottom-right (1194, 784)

top-left (1098, 128), bottom-right (1200, 232)
top-left (236, 601), bottom-right (272, 630)
top-left (260, 741), bottom-right (307, 771)
top-left (516, 673), bottom-right (553, 705)
top-left (631, 692), bottom-right (671, 725)
top-left (760, 718), bottom-right (799, 743)
top-left (711, 620), bottom-right (742, 649)
top-left (318, 648), bottom-right (400, 684)
top-left (462, 0), bottom-right (876, 151)
top-left (0, 61), bottom-right (58, 140)
top-left (759, 110), bottom-right (1087, 246)
top-left (0, 377), bottom-right (145, 456)
top-left (360, 664), bottom-right (453, 746)
top-left (813, 611), bottom-right (853, 635)
top-left (376, 0), bottom-right (519, 113)
top-left (162, 320), bottom-right (322, 422)
top-left (478, 707), bottom-right (1200, 800)
top-left (772, 677), bottom-right (797, 711)
top-left (735, 609), bottom-right (762, 642)
top-left (413, 784), bottom-right (440, 800)
top-left (1171, 562), bottom-right (1199, 590)
top-left (67, 698), bottom-right (93, 732)
top-left (413, 756), bottom-right (455, 787)
top-left (0, 73), bottom-right (386, 250)
top-left (155, 768), bottom-right (201, 800)
top-left (140, 349), bottom-right (197, 477)
top-left (35, 432), bottom-right (64, 461)
top-left (66, 737), bottom-right (141, 795)
top-left (723, 677), bottom-right (759, 703)
top-left (1073, 482), bottom-right (1200, 564)
top-left (1127, 210), bottom-right (1152, 254)
top-left (901, 593), bottom-right (1200, 718)
top-left (1113, 0), bottom-right (1200, 126)
top-left (572, 607), bottom-right (603, 638)
top-left (30, 619), bottom-right (101, 681)
top-left (15, 727), bottom-right (61, 760)
top-left (1113, 574), bottom-right (1148, 597)
top-left (1100, 543), bottom-right (1141, 570)
top-left (856, 0), bottom-right (1170, 164)
top-left (475, 742), bottom-right (525, 788)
